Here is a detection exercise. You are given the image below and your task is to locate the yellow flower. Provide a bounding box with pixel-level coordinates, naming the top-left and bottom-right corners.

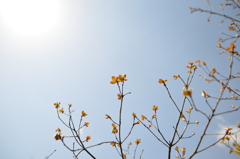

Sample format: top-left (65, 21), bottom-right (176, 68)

top-left (225, 127), bottom-right (233, 134)
top-left (180, 114), bottom-right (185, 118)
top-left (55, 128), bottom-right (61, 132)
top-left (225, 127), bottom-right (233, 131)
top-left (180, 147), bottom-right (186, 152)
top-left (210, 74), bottom-right (215, 77)
top-left (158, 79), bottom-right (167, 84)
top-left (195, 121), bottom-right (199, 125)
top-left (235, 144), bottom-right (240, 156)
top-left (180, 148), bottom-right (186, 156)
top-left (118, 74), bottom-right (127, 82)
top-left (132, 112), bottom-right (136, 117)
top-left (68, 103), bottom-right (72, 107)
top-left (188, 62), bottom-right (193, 66)
top-left (84, 122), bottom-right (90, 127)
top-left (105, 114), bottom-right (111, 119)
top-left (110, 141), bottom-right (116, 146)
top-left (141, 115), bottom-right (146, 121)
top-left (186, 62), bottom-right (197, 70)
top-left (173, 74), bottom-right (180, 80)
top-left (212, 68), bottom-right (217, 74)
top-left (54, 102), bottom-right (60, 108)
top-left (112, 123), bottom-right (117, 127)
top-left (175, 146), bottom-right (179, 151)
top-left (111, 127), bottom-right (118, 133)
top-left (148, 124), bottom-right (152, 129)
top-left (58, 108), bottom-right (64, 113)
top-left (182, 88), bottom-right (192, 96)
top-left (152, 114), bottom-right (156, 118)
top-left (128, 142), bottom-right (132, 145)
top-left (110, 74), bottom-right (127, 84)
top-left (135, 139), bottom-right (141, 144)
top-left (111, 123), bottom-right (118, 134)
top-left (226, 42), bottom-right (236, 53)
top-left (201, 91), bottom-right (210, 98)
top-left (117, 93), bottom-right (122, 100)
top-left (54, 133), bottom-right (61, 140)
top-left (152, 105), bottom-right (158, 111)
top-left (81, 111), bottom-right (87, 117)
top-left (85, 135), bottom-right (91, 142)
top-left (186, 107), bottom-right (193, 113)
top-left (183, 84), bottom-right (189, 89)
top-left (196, 60), bottom-right (200, 64)
top-left (225, 136), bottom-right (230, 141)
top-left (202, 61), bottom-right (206, 65)
top-left (228, 27), bottom-right (235, 31)
top-left (134, 121), bottom-right (140, 125)
top-left (110, 76), bottom-right (119, 84)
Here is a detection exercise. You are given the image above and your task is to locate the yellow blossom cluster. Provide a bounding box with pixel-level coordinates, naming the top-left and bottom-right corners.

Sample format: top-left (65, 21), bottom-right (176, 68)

top-left (173, 74), bottom-right (180, 80)
top-left (180, 114), bottom-right (185, 118)
top-left (110, 141), bottom-right (117, 146)
top-left (182, 88), bottom-right (192, 96)
top-left (55, 128), bottom-right (61, 132)
top-left (134, 121), bottom-right (140, 125)
top-left (105, 114), bottom-right (111, 119)
top-left (152, 105), bottom-right (158, 111)
top-left (110, 74), bottom-right (127, 84)
top-left (135, 139), bottom-right (141, 144)
top-left (132, 112), bottom-right (136, 117)
top-left (152, 114), bottom-right (156, 118)
top-left (54, 102), bottom-right (60, 108)
top-left (81, 111), bottom-right (87, 117)
top-left (141, 115), bottom-right (146, 121)
top-left (54, 133), bottom-right (61, 140)
top-left (186, 62), bottom-right (197, 71)
top-left (201, 91), bottom-right (210, 98)
top-left (158, 79), bottom-right (167, 84)
top-left (117, 93), bottom-right (122, 100)
top-left (186, 107), bottom-right (193, 113)
top-left (225, 127), bottom-right (233, 135)
top-left (226, 42), bottom-right (238, 54)
top-left (58, 108), bottom-right (64, 114)
top-left (84, 122), bottom-right (90, 127)
top-left (54, 128), bottom-right (62, 140)
top-left (111, 123), bottom-right (118, 134)
top-left (85, 135), bottom-right (91, 142)
top-left (175, 146), bottom-right (186, 157)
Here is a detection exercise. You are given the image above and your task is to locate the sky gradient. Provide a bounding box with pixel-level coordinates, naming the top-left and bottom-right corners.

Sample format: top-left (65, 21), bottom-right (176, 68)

top-left (0, 0), bottom-right (239, 159)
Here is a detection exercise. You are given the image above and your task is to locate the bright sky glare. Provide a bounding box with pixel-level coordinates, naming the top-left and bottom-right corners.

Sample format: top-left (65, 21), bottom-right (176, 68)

top-left (0, 0), bottom-right (63, 37)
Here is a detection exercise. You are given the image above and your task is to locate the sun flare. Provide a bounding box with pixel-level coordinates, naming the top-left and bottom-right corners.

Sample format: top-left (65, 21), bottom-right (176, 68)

top-left (0, 0), bottom-right (63, 37)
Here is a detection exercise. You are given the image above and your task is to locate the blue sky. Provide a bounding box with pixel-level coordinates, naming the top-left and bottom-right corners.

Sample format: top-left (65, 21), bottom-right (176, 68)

top-left (0, 0), bottom-right (239, 158)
